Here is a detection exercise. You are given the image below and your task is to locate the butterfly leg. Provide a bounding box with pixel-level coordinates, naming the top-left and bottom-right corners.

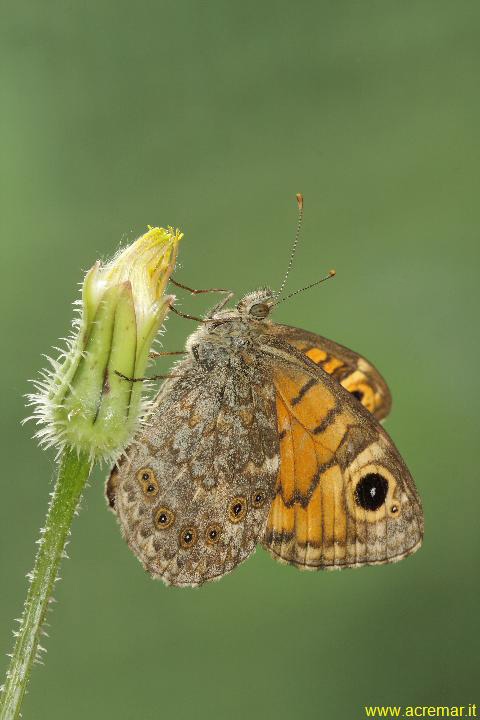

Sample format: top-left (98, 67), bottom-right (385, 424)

top-left (169, 277), bottom-right (234, 315)
top-left (148, 351), bottom-right (187, 359)
top-left (207, 291), bottom-right (235, 315)
top-left (169, 304), bottom-right (206, 322)
top-left (115, 370), bottom-right (182, 383)
top-left (170, 277), bottom-right (229, 295)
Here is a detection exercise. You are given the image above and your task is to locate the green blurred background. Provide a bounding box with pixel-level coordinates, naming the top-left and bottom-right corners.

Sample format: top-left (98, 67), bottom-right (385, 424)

top-left (1, 2), bottom-right (479, 718)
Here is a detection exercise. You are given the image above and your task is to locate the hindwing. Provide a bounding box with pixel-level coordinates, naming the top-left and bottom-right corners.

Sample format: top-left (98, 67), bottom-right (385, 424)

top-left (107, 357), bottom-right (279, 587)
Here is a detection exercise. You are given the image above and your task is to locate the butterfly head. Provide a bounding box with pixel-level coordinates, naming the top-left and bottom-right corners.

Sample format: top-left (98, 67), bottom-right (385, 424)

top-left (185, 288), bottom-right (274, 354)
top-left (235, 288), bottom-right (274, 320)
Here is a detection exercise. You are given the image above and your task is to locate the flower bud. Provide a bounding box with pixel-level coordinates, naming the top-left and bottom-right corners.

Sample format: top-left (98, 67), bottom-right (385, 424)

top-left (27, 226), bottom-right (182, 462)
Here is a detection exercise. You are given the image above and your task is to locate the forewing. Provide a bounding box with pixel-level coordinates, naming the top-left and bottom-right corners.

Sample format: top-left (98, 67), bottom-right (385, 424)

top-left (261, 358), bottom-right (423, 569)
top-left (107, 360), bottom-right (279, 587)
top-left (275, 325), bottom-right (392, 421)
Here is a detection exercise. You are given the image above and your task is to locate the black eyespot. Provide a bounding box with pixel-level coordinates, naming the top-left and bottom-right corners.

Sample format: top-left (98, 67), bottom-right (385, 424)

top-left (251, 489), bottom-right (266, 508)
top-left (205, 523), bottom-right (222, 545)
top-left (154, 506), bottom-right (175, 530)
top-left (351, 390), bottom-right (364, 401)
top-left (228, 496), bottom-right (247, 523)
top-left (136, 467), bottom-right (159, 498)
top-left (179, 526), bottom-right (198, 549)
top-left (390, 504), bottom-right (399, 514)
top-left (354, 473), bottom-right (388, 511)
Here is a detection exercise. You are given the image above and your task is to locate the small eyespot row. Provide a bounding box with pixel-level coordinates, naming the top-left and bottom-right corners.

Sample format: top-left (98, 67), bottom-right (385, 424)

top-left (136, 467), bottom-right (159, 499)
top-left (151, 509), bottom-right (224, 548)
top-left (151, 491), bottom-right (267, 549)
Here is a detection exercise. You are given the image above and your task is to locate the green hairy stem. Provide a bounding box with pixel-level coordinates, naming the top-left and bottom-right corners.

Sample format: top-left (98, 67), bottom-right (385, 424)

top-left (0, 449), bottom-right (91, 720)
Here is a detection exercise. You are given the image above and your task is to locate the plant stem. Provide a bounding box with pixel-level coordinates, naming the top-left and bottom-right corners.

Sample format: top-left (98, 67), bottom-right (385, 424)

top-left (0, 448), bottom-right (91, 720)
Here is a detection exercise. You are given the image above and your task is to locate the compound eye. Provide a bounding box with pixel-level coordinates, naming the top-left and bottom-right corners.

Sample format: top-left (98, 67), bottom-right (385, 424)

top-left (251, 489), bottom-right (267, 508)
top-left (205, 523), bottom-right (222, 545)
top-left (228, 496), bottom-right (247, 523)
top-left (154, 506), bottom-right (175, 529)
top-left (249, 303), bottom-right (269, 319)
top-left (179, 526), bottom-right (198, 549)
top-left (354, 473), bottom-right (388, 511)
top-left (136, 467), bottom-right (159, 499)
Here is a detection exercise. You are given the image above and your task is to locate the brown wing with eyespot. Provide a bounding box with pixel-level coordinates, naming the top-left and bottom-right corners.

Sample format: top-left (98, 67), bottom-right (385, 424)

top-left (275, 325), bottom-right (392, 421)
top-left (261, 359), bottom-right (423, 569)
top-left (106, 356), bottom-right (279, 587)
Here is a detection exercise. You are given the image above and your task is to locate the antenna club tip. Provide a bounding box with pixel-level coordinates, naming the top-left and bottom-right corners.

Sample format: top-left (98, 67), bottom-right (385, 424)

top-left (328, 269), bottom-right (336, 277)
top-left (296, 193), bottom-right (303, 210)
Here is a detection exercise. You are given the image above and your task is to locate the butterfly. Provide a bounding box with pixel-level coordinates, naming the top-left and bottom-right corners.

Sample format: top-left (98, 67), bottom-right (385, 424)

top-left (106, 205), bottom-right (423, 587)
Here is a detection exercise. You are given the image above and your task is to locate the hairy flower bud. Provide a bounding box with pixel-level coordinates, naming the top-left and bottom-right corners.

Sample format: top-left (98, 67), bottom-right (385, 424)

top-left (26, 226), bottom-right (182, 463)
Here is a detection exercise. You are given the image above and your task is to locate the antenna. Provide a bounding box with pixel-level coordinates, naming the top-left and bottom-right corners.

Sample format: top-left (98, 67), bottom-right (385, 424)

top-left (277, 193), bottom-right (304, 298)
top-left (271, 270), bottom-right (336, 307)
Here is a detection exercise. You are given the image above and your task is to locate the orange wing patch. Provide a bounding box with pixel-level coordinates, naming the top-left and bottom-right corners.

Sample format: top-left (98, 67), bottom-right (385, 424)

top-left (266, 388), bottom-right (351, 567)
top-left (304, 348), bottom-right (327, 364)
top-left (262, 362), bottom-right (423, 570)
